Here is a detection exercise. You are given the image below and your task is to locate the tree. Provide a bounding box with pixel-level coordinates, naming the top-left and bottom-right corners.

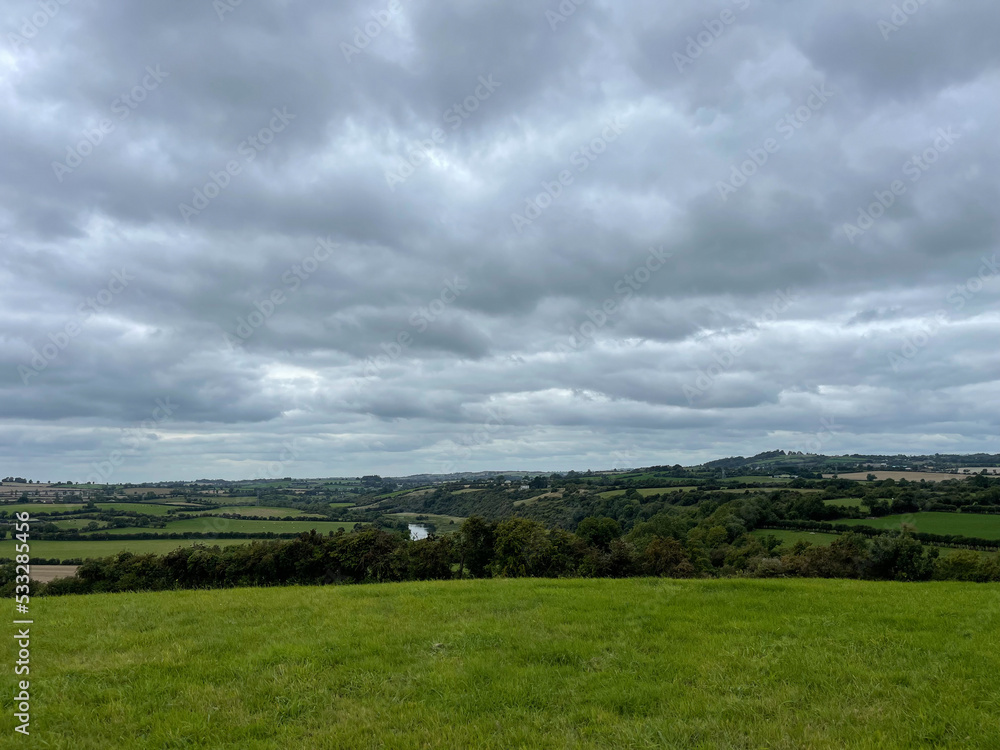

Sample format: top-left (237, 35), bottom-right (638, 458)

top-left (863, 533), bottom-right (936, 581)
top-left (640, 537), bottom-right (693, 577)
top-left (457, 516), bottom-right (495, 578)
top-left (493, 518), bottom-right (552, 577)
top-left (575, 516), bottom-right (622, 552)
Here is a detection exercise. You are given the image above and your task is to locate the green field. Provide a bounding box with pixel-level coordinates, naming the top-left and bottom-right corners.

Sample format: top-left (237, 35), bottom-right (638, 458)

top-left (81, 519), bottom-right (357, 536)
top-left (52, 519), bottom-right (104, 530)
top-left (199, 506), bottom-right (308, 518)
top-left (386, 513), bottom-right (465, 527)
top-left (0, 503), bottom-right (85, 515)
top-left (96, 502), bottom-right (180, 515)
top-left (597, 487), bottom-right (697, 498)
top-left (838, 512), bottom-right (1000, 539)
top-left (21, 578), bottom-right (1000, 748)
top-left (751, 529), bottom-right (844, 546)
top-left (0, 538), bottom-right (258, 560)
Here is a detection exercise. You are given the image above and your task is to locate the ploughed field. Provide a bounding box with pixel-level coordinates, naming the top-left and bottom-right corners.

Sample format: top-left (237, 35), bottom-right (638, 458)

top-left (22, 578), bottom-right (1000, 749)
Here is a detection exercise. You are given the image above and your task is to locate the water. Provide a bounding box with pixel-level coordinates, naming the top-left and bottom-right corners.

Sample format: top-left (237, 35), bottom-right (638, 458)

top-left (408, 524), bottom-right (429, 540)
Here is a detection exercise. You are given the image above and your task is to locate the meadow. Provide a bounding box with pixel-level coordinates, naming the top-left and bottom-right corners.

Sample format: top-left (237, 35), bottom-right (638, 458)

top-left (0, 503), bottom-right (86, 515)
top-left (0, 538), bottom-right (256, 560)
top-left (751, 528), bottom-right (843, 546)
top-left (198, 506), bottom-right (309, 518)
top-left (18, 578), bottom-right (1000, 749)
top-left (823, 497), bottom-right (865, 508)
top-left (827, 471), bottom-right (955, 482)
top-left (80, 518), bottom-right (358, 536)
top-left (385, 512), bottom-right (465, 527)
top-left (838, 512), bottom-right (1000, 539)
top-left (597, 487), bottom-right (698, 498)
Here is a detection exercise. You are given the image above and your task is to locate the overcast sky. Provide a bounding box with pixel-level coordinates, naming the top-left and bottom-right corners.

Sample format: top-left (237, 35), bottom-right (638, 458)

top-left (2, 0), bottom-right (998, 482)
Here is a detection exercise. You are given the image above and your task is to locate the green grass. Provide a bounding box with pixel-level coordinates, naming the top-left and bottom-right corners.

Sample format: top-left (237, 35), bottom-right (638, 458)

top-left (198, 506), bottom-right (308, 518)
top-left (0, 538), bottom-right (258, 560)
top-left (837, 512), bottom-right (1000, 539)
top-left (597, 487), bottom-right (697, 498)
top-left (824, 497), bottom-right (865, 508)
top-left (20, 578), bottom-right (1000, 748)
top-left (328, 502), bottom-right (355, 509)
top-left (95, 502), bottom-right (179, 515)
top-left (51, 519), bottom-right (105, 530)
top-left (386, 513), bottom-right (465, 526)
top-left (81, 519), bottom-right (358, 536)
top-left (0, 503), bottom-right (86, 515)
top-left (751, 529), bottom-right (843, 546)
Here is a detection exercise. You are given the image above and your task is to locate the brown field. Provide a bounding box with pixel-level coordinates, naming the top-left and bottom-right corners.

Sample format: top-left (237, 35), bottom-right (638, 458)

top-left (824, 471), bottom-right (957, 482)
top-left (29, 565), bottom-right (79, 583)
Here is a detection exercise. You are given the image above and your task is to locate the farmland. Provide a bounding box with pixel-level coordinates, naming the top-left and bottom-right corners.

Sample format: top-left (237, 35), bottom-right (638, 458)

top-left (597, 487), bottom-right (698, 498)
top-left (837, 512), bottom-right (1000, 540)
top-left (198, 506), bottom-right (309, 518)
top-left (80, 518), bottom-right (358, 536)
top-left (0, 538), bottom-right (258, 560)
top-left (752, 528), bottom-right (843, 546)
top-left (27, 578), bottom-right (1000, 749)
top-left (826, 471), bottom-right (956, 482)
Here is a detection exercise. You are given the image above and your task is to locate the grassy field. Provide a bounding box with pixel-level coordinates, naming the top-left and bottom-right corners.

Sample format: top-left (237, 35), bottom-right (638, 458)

top-left (18, 578), bottom-right (1000, 748)
top-left (51, 518), bottom-right (103, 530)
top-left (751, 528), bottom-right (844, 546)
top-left (837, 512), bottom-right (1000, 539)
top-left (80, 518), bottom-right (357, 536)
top-left (751, 529), bottom-right (992, 559)
top-left (96, 502), bottom-right (180, 515)
top-left (826, 471), bottom-right (956, 482)
top-left (0, 503), bottom-right (86, 515)
top-left (386, 512), bottom-right (465, 527)
top-left (597, 487), bottom-right (698, 498)
top-left (726, 475), bottom-right (792, 484)
top-left (198, 506), bottom-right (308, 518)
top-left (0, 538), bottom-right (259, 560)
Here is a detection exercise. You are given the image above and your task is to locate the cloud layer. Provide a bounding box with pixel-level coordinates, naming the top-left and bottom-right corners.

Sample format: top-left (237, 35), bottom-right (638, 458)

top-left (2, 0), bottom-right (998, 481)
